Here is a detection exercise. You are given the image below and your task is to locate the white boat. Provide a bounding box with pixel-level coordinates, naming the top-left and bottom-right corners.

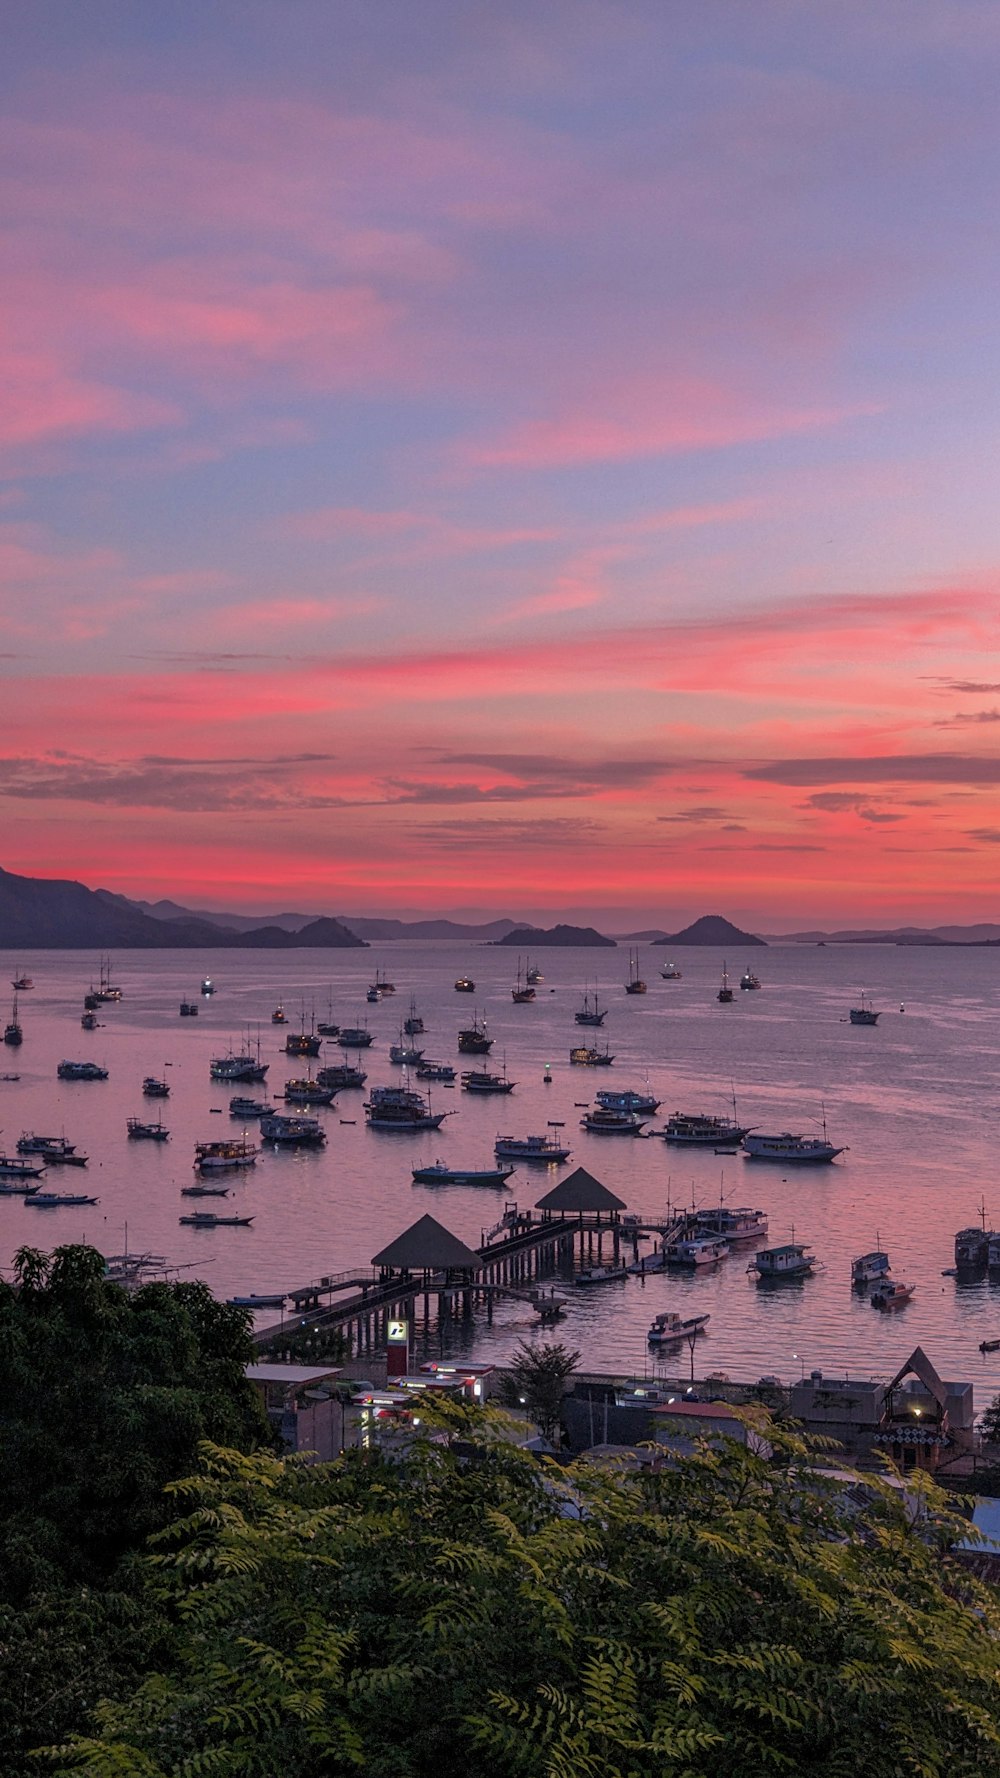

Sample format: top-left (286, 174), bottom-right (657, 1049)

top-left (664, 1235), bottom-right (730, 1267)
top-left (580, 1106), bottom-right (646, 1134)
top-left (748, 1242), bottom-right (817, 1280)
top-left (871, 1279), bottom-right (914, 1310)
top-left (494, 1133), bottom-right (571, 1163)
top-left (647, 1309), bottom-right (710, 1345)
top-left (852, 1249), bottom-right (890, 1284)
top-left (743, 1131), bottom-right (844, 1164)
top-left (201, 978), bottom-right (215, 996)
top-left (573, 1262), bottom-right (627, 1285)
top-left (694, 1205), bottom-right (768, 1243)
top-left (596, 1087), bottom-right (660, 1114)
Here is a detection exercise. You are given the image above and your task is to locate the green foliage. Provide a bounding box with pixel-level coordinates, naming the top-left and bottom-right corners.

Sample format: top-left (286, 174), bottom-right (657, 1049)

top-left (979, 1391), bottom-right (1000, 1448)
top-left (497, 1338), bottom-right (580, 1441)
top-left (44, 1407), bottom-right (1000, 1778)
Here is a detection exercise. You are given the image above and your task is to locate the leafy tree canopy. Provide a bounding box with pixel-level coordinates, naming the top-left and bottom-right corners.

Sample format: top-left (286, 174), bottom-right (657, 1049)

top-left (497, 1338), bottom-right (580, 1441)
top-left (48, 1405), bottom-right (1000, 1778)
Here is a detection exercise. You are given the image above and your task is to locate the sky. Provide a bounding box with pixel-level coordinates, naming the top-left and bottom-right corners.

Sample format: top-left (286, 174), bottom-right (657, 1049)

top-left (2, 0), bottom-right (1000, 927)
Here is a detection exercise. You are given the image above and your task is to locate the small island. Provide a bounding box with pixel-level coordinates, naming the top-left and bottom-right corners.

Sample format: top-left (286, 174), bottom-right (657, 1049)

top-left (494, 923), bottom-right (617, 948)
top-left (652, 914), bottom-right (766, 947)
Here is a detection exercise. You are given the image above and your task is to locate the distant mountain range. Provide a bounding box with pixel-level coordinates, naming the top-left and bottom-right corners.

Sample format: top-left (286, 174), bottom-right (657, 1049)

top-left (123, 897), bottom-right (520, 942)
top-left (493, 924), bottom-right (617, 948)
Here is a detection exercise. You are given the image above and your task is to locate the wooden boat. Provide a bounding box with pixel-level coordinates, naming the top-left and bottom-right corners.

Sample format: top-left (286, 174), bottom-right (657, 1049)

top-left (25, 1191), bottom-right (99, 1207)
top-left (573, 1262), bottom-right (627, 1286)
top-left (142, 1075), bottom-right (170, 1098)
top-left (624, 948), bottom-right (647, 995)
top-left (127, 1118), bottom-right (170, 1141)
top-left (180, 1211), bottom-right (254, 1227)
top-left (647, 1310), bottom-right (710, 1345)
top-left (871, 1279), bottom-right (914, 1311)
top-left (849, 992), bottom-right (880, 1026)
top-left (575, 988), bottom-right (607, 1027)
top-left (454, 974), bottom-right (475, 993)
top-left (718, 962), bottom-right (734, 1004)
top-left (411, 1160), bottom-right (516, 1186)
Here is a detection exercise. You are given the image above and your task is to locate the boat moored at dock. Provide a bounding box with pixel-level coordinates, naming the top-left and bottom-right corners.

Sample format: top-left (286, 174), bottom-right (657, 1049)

top-left (663, 1234), bottom-right (730, 1267)
top-left (693, 1205), bottom-right (767, 1243)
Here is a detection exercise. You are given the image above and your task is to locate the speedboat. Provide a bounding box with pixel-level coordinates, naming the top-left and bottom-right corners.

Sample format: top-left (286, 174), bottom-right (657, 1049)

top-left (462, 1068), bottom-right (516, 1095)
top-left (597, 1087), bottom-right (660, 1114)
top-left (871, 1279), bottom-right (914, 1310)
top-left (739, 968), bottom-right (762, 991)
top-left (411, 1160), bottom-right (516, 1187)
top-left (852, 1249), bottom-right (890, 1285)
top-left (580, 1106), bottom-right (646, 1134)
top-left (494, 1133), bottom-right (571, 1163)
top-left (664, 1235), bottom-right (730, 1267)
top-left (743, 1131), bottom-right (844, 1164)
top-left (647, 1309), bottom-right (710, 1345)
top-left (748, 1243), bottom-right (817, 1280)
top-left (364, 1085), bottom-right (450, 1132)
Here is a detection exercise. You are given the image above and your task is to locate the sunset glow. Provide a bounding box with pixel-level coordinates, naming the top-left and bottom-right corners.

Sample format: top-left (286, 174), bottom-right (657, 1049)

top-left (3, 3), bottom-right (1000, 925)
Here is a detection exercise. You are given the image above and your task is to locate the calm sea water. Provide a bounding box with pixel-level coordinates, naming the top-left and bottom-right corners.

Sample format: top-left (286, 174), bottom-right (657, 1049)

top-left (2, 942), bottom-right (1000, 1400)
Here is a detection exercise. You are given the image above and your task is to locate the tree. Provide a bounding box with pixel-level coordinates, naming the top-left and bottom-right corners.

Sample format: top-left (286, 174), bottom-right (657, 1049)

top-left (979, 1391), bottom-right (1000, 1447)
top-left (498, 1338), bottom-right (580, 1442)
top-left (46, 1407), bottom-right (1000, 1778)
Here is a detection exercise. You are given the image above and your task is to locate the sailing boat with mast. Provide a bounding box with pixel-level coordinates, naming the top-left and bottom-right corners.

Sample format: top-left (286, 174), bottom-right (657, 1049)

top-left (575, 986), bottom-right (607, 1026)
top-left (4, 993), bottom-right (23, 1047)
top-left (512, 957), bottom-right (536, 1003)
top-left (624, 948), bottom-right (647, 994)
top-left (717, 961), bottom-right (734, 1004)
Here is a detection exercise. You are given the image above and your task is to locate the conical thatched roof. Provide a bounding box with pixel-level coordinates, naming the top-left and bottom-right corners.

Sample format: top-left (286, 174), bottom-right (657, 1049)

top-left (535, 1167), bottom-right (626, 1214)
top-left (372, 1213), bottom-right (483, 1272)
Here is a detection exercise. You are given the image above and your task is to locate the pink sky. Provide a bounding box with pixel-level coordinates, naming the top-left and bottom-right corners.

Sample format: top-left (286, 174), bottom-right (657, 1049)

top-left (1, 2), bottom-right (999, 925)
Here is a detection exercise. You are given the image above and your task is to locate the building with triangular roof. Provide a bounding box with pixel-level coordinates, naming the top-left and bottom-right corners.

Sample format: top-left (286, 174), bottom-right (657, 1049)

top-left (535, 1167), bottom-right (626, 1221)
top-left (372, 1213), bottom-right (483, 1281)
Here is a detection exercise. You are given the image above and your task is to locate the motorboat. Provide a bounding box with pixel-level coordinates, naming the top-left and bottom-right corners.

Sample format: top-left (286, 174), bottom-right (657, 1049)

top-left (748, 1243), bottom-right (817, 1280)
top-left (849, 993), bottom-right (880, 1026)
top-left (580, 1106), bottom-right (646, 1134)
top-left (871, 1279), bottom-right (914, 1310)
top-left (127, 1117), bottom-right (170, 1141)
top-left (364, 1084), bottom-right (450, 1132)
top-left (180, 1211), bottom-right (254, 1228)
top-left (260, 1113), bottom-right (327, 1147)
top-left (193, 1138), bottom-right (258, 1171)
top-left (337, 1023), bottom-right (374, 1049)
top-left (573, 1262), bottom-right (627, 1286)
top-left (229, 1096), bottom-right (272, 1117)
top-left (454, 975), bottom-right (476, 993)
top-left (11, 974), bottom-right (33, 991)
top-left (403, 998), bottom-right (424, 1035)
top-left (143, 1075), bottom-right (170, 1098)
top-left (458, 1014), bottom-right (492, 1054)
top-left (390, 1036), bottom-right (426, 1066)
top-left (57, 1060), bottom-right (108, 1080)
top-left (569, 1045), bottom-right (615, 1066)
top-left (852, 1249), bottom-right (890, 1285)
top-left (718, 963), bottom-right (734, 1004)
top-left (664, 1235), bottom-right (730, 1267)
top-left (575, 989), bottom-right (607, 1027)
top-left (462, 1068), bottom-right (516, 1095)
top-left (694, 1206), bottom-right (768, 1243)
top-left (647, 1310), bottom-right (710, 1345)
top-left (743, 1131), bottom-right (844, 1164)
top-left (317, 1063), bottom-right (368, 1090)
top-left (26, 1191), bottom-right (99, 1208)
top-left (739, 968), bottom-right (762, 991)
top-left (659, 962), bottom-right (683, 980)
top-left (283, 1078), bottom-right (336, 1105)
top-left (415, 1062), bottom-right (457, 1083)
top-left (179, 1000), bottom-right (199, 1016)
top-left (596, 1088), bottom-right (660, 1114)
top-left (181, 1182), bottom-right (231, 1197)
top-left (660, 1112), bottom-right (752, 1147)
top-left (0, 1154), bottom-right (46, 1180)
top-left (411, 1160), bottom-right (516, 1186)
top-left (17, 1134), bottom-right (89, 1167)
top-left (494, 1133), bottom-right (571, 1163)
top-left (624, 949), bottom-right (647, 995)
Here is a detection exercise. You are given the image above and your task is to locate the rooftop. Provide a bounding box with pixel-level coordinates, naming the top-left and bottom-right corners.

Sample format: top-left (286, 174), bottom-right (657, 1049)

top-left (536, 1166), bottom-right (626, 1214)
top-left (372, 1212), bottom-right (483, 1272)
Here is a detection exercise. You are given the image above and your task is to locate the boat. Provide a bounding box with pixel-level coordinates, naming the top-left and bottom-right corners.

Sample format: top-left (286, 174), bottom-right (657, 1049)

top-left (718, 962), bottom-right (734, 1004)
top-left (364, 1084), bottom-right (450, 1132)
top-left (26, 1191), bottom-right (99, 1208)
top-left (317, 1063), bottom-right (368, 1090)
top-left (271, 1005), bottom-right (288, 1024)
top-left (494, 1133), bottom-right (571, 1163)
top-left (283, 1077), bottom-right (336, 1105)
top-left (739, 968), bottom-right (762, 991)
top-left (659, 962), bottom-right (683, 980)
top-left (624, 949), bottom-right (647, 995)
top-left (511, 958), bottom-right (536, 1003)
top-left (462, 1067), bottom-right (516, 1095)
top-left (955, 1225), bottom-right (990, 1268)
top-left (694, 1205), bottom-right (768, 1243)
top-left (458, 1014), bottom-right (492, 1054)
top-left (181, 1183), bottom-right (231, 1197)
top-left (180, 1211), bottom-right (254, 1228)
top-left (663, 1235), bottom-right (730, 1267)
top-left (627, 1248), bottom-right (669, 1274)
top-left (57, 1060), bottom-right (108, 1080)
top-left (415, 1061), bottom-right (457, 1083)
top-left (92, 957), bottom-right (123, 1003)
top-left (142, 1075), bottom-right (170, 1098)
top-left (748, 1242), bottom-right (817, 1280)
top-left (193, 1138), bottom-right (258, 1171)
top-left (316, 993), bottom-right (340, 1037)
top-left (0, 1154), bottom-right (46, 1179)
top-left (229, 1292), bottom-right (288, 1309)
top-left (80, 1010), bottom-right (99, 1030)
top-left (852, 1249), bottom-right (890, 1285)
top-left (179, 1000), bottom-right (199, 1016)
top-left (743, 1130), bottom-right (844, 1164)
top-left (411, 1160), bottom-right (516, 1186)
top-left (569, 1045), bottom-right (615, 1066)
top-left (16, 1134), bottom-right (89, 1166)
top-left (11, 974), bottom-right (33, 991)
top-left (580, 1106), bottom-right (646, 1134)
top-left (371, 969), bottom-right (395, 995)
top-left (4, 995), bottom-right (22, 1047)
top-left (661, 1112), bottom-right (752, 1146)
top-left (849, 993), bottom-right (881, 1026)
top-left (454, 974), bottom-right (476, 993)
top-left (390, 1035), bottom-right (426, 1066)
top-left (260, 1113), bottom-right (327, 1147)
top-left (201, 978), bottom-right (215, 996)
top-left (573, 1262), bottom-right (627, 1286)
top-left (0, 1177), bottom-right (42, 1196)
top-left (127, 1117), bottom-right (170, 1141)
top-left (403, 998), bottom-right (424, 1035)
top-left (871, 1279), bottom-right (914, 1311)
top-left (647, 1310), bottom-right (711, 1345)
top-left (596, 1088), bottom-right (660, 1114)
top-left (988, 1235), bottom-right (1000, 1269)
top-left (230, 1096), bottom-right (272, 1117)
top-left (575, 988), bottom-right (607, 1027)
top-left (284, 1018), bottom-right (321, 1057)
top-left (337, 1022), bottom-right (374, 1049)
top-left (366, 985), bottom-right (382, 1004)
top-left (526, 961), bottom-right (543, 985)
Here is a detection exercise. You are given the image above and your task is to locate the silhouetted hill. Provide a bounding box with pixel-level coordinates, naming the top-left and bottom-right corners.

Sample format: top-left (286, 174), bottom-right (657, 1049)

top-left (114, 894), bottom-right (517, 942)
top-left (0, 868), bottom-right (365, 947)
top-left (652, 914), bottom-right (766, 947)
top-left (494, 924), bottom-right (617, 948)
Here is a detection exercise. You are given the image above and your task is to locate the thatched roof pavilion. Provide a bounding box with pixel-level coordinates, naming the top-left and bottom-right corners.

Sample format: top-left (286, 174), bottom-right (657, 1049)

top-left (535, 1167), bottom-right (626, 1222)
top-left (372, 1214), bottom-right (483, 1282)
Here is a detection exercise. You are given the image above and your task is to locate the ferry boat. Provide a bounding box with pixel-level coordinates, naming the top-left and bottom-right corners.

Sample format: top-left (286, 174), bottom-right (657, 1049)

top-left (230, 1096), bottom-right (272, 1117)
top-left (179, 1000), bottom-right (199, 1017)
top-left (57, 1060), bottom-right (109, 1081)
top-left (11, 974), bottom-right (33, 991)
top-left (193, 1138), bottom-right (258, 1172)
top-left (849, 993), bottom-right (880, 1026)
top-left (365, 1084), bottom-right (449, 1132)
top-left (739, 968), bottom-right (762, 991)
top-left (142, 1075), bottom-right (170, 1098)
top-left (454, 974), bottom-right (475, 993)
top-left (461, 1067), bottom-right (516, 1095)
top-left (17, 1134), bottom-right (89, 1167)
top-left (127, 1117), bottom-right (169, 1141)
top-left (81, 1010), bottom-right (99, 1030)
top-left (743, 1131), bottom-right (844, 1164)
top-left (403, 998), bottom-right (424, 1035)
top-left (659, 962), bottom-right (683, 980)
top-left (260, 1113), bottom-right (326, 1147)
top-left (411, 1160), bottom-right (516, 1187)
top-left (573, 1262), bottom-right (627, 1286)
top-left (416, 1061), bottom-right (457, 1083)
top-left (660, 1112), bottom-right (751, 1147)
top-left (718, 963), bottom-right (734, 1004)
top-left (317, 1063), bottom-right (368, 1090)
top-left (4, 996), bottom-right (22, 1046)
top-left (624, 949), bottom-right (647, 995)
top-left (748, 1242), bottom-right (817, 1280)
top-left (596, 1087), bottom-right (660, 1114)
top-left (569, 1045), bottom-right (615, 1066)
top-left (664, 1235), bottom-right (730, 1267)
top-left (494, 1133), bottom-right (571, 1164)
top-left (580, 1106), bottom-right (646, 1135)
top-left (26, 1191), bottom-right (99, 1208)
top-left (209, 1048), bottom-right (268, 1084)
top-left (852, 1249), bottom-right (890, 1285)
top-left (283, 1078), bottom-right (336, 1106)
top-left (458, 1014), bottom-right (492, 1054)
top-left (0, 1154), bottom-right (46, 1180)
top-left (575, 989), bottom-right (607, 1027)
top-left (647, 1309), bottom-right (710, 1345)
top-left (337, 1023), bottom-right (374, 1049)
top-left (271, 1005), bottom-right (288, 1024)
top-left (180, 1211), bottom-right (254, 1228)
top-left (871, 1279), bottom-right (914, 1311)
top-left (694, 1205), bottom-right (768, 1243)
top-left (390, 1036), bottom-right (426, 1066)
